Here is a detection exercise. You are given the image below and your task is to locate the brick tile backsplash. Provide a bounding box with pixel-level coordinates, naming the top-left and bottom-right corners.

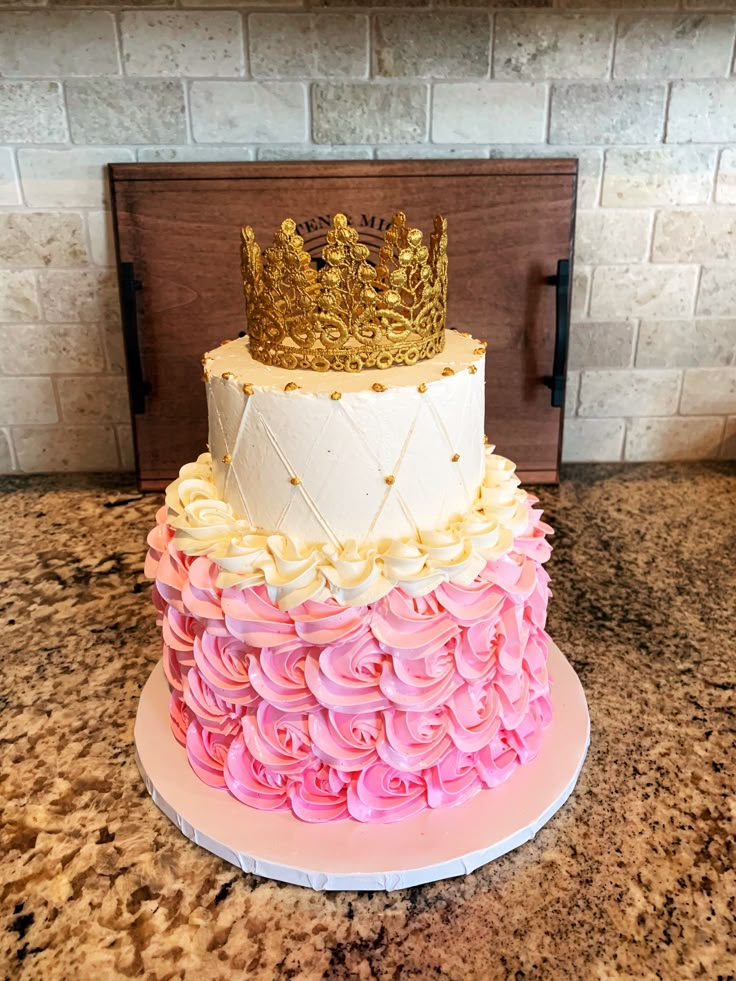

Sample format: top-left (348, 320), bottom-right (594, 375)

top-left (0, 1), bottom-right (735, 471)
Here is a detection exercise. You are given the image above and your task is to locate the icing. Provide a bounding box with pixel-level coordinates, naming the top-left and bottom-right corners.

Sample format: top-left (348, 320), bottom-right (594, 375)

top-left (146, 490), bottom-right (555, 823)
top-left (165, 447), bottom-right (537, 611)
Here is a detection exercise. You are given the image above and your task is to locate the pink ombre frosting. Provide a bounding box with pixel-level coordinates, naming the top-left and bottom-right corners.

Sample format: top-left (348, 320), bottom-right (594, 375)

top-left (146, 496), bottom-right (555, 823)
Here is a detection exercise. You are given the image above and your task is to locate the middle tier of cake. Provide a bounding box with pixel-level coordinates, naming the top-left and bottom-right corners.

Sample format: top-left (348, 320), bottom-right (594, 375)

top-left (204, 330), bottom-right (486, 548)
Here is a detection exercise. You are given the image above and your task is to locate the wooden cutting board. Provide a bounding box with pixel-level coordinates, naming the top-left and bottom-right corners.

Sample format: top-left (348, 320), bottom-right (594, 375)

top-left (110, 159), bottom-right (576, 489)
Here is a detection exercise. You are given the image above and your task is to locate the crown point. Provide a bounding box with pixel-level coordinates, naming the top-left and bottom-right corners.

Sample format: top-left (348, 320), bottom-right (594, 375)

top-left (243, 383), bottom-right (254, 395)
top-left (468, 365), bottom-right (478, 375)
top-left (284, 382), bottom-right (300, 392)
top-left (417, 383), bottom-right (428, 393)
top-left (451, 453), bottom-right (460, 462)
top-left (384, 475), bottom-right (395, 485)
top-left (223, 454), bottom-right (232, 465)
top-left (442, 367), bottom-right (455, 377)
top-left (483, 434), bottom-right (489, 444)
top-left (290, 475), bottom-right (301, 486)
top-left (330, 391), bottom-right (342, 401)
top-left (281, 218), bottom-right (296, 235)
top-left (333, 213), bottom-right (348, 228)
top-left (372, 383), bottom-right (387, 393)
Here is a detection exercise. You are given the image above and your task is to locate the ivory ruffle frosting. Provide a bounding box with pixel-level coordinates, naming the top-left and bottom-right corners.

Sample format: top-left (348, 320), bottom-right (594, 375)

top-left (162, 447), bottom-right (538, 611)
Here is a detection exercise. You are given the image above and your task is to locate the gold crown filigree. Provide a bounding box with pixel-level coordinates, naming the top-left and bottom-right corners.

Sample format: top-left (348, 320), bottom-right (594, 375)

top-left (240, 212), bottom-right (447, 372)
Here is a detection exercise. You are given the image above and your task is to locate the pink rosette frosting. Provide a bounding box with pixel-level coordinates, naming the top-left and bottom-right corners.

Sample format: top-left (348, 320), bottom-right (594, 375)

top-left (481, 552), bottom-right (538, 598)
top-left (185, 718), bottom-right (230, 789)
top-left (162, 606), bottom-right (199, 666)
top-left (494, 668), bottom-right (530, 730)
top-left (447, 681), bottom-right (501, 752)
top-left (378, 707), bottom-right (452, 771)
top-left (372, 590), bottom-right (459, 658)
top-left (347, 762), bottom-right (427, 823)
top-left (155, 542), bottom-right (194, 613)
top-left (475, 732), bottom-right (521, 789)
top-left (291, 598), bottom-right (369, 647)
top-left (162, 642), bottom-right (184, 692)
top-left (241, 703), bottom-right (313, 774)
top-left (169, 690), bottom-right (193, 746)
top-left (436, 578), bottom-right (505, 626)
top-left (181, 556), bottom-right (227, 635)
top-left (247, 646), bottom-right (317, 711)
top-left (193, 631), bottom-right (260, 706)
top-left (513, 500), bottom-right (554, 564)
top-left (289, 763), bottom-right (349, 822)
top-left (426, 747), bottom-right (482, 809)
top-left (379, 642), bottom-right (461, 711)
top-left (309, 708), bottom-right (382, 770)
top-left (144, 505), bottom-right (173, 578)
top-left (304, 633), bottom-right (389, 712)
top-left (221, 584), bottom-right (301, 650)
top-left (182, 667), bottom-right (246, 735)
top-left (450, 620), bottom-right (499, 682)
top-left (224, 734), bottom-right (289, 811)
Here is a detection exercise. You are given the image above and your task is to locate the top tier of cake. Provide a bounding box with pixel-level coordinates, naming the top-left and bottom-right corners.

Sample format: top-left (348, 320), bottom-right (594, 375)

top-left (204, 329), bottom-right (486, 548)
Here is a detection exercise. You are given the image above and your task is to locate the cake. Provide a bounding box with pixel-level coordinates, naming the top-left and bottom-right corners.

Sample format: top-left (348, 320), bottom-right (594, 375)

top-left (144, 212), bottom-right (553, 824)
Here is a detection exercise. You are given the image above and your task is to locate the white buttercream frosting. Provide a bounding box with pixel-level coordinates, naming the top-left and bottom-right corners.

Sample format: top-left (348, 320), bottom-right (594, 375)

top-left (204, 330), bottom-right (486, 548)
top-left (165, 447), bottom-right (531, 610)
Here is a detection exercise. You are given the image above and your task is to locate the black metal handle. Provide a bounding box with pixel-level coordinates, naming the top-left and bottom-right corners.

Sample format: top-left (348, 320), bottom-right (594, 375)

top-left (543, 258), bottom-right (570, 409)
top-left (119, 261), bottom-right (150, 415)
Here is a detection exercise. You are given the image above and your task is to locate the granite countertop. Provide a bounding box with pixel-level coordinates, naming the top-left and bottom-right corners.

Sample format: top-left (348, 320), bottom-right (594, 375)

top-left (2, 463), bottom-right (734, 980)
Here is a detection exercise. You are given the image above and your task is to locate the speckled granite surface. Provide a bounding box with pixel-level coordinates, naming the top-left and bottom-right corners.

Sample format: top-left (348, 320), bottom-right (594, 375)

top-left (2, 463), bottom-right (734, 980)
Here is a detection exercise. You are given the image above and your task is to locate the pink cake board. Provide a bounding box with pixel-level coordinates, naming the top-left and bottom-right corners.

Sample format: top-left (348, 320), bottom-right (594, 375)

top-left (134, 641), bottom-right (590, 892)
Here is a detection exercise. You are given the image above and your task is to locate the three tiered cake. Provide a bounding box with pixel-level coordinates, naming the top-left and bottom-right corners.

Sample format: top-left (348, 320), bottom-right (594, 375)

top-left (144, 212), bottom-right (554, 824)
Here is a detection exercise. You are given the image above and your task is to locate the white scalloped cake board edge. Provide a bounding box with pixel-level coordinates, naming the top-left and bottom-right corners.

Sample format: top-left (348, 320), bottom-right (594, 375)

top-left (134, 641), bottom-right (590, 892)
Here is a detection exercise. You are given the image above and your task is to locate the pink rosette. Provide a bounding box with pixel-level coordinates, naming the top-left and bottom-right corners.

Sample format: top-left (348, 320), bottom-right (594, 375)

top-left (169, 690), bottom-right (193, 746)
top-left (162, 606), bottom-right (199, 667)
top-left (248, 646), bottom-right (317, 711)
top-left (504, 702), bottom-right (548, 765)
top-left (144, 506), bottom-right (173, 578)
top-left (447, 681), bottom-right (501, 752)
top-left (496, 603), bottom-right (529, 675)
top-left (347, 762), bottom-right (427, 823)
top-left (371, 590), bottom-right (459, 658)
top-left (525, 569), bottom-right (551, 630)
top-left (475, 732), bottom-right (520, 788)
top-left (480, 552), bottom-right (538, 599)
top-left (162, 642), bottom-right (184, 692)
top-left (378, 707), bottom-right (452, 771)
top-left (494, 669), bottom-right (530, 730)
top-left (523, 627), bottom-right (551, 699)
top-left (181, 556), bottom-right (227, 635)
top-left (309, 708), bottom-right (382, 770)
top-left (224, 734), bottom-right (289, 811)
top-left (435, 578), bottom-right (505, 626)
top-left (304, 633), bottom-right (389, 712)
top-left (291, 597), bottom-right (369, 647)
top-left (151, 582), bottom-right (167, 626)
top-left (426, 747), bottom-right (482, 809)
top-left (380, 643), bottom-right (461, 711)
top-left (182, 667), bottom-right (246, 735)
top-left (289, 763), bottom-right (349, 822)
top-left (193, 632), bottom-right (260, 706)
top-left (450, 620), bottom-right (500, 682)
top-left (513, 501), bottom-right (553, 564)
top-left (185, 718), bottom-right (231, 789)
top-left (155, 542), bottom-right (194, 612)
top-left (221, 584), bottom-right (300, 651)
top-left (241, 703), bottom-right (313, 774)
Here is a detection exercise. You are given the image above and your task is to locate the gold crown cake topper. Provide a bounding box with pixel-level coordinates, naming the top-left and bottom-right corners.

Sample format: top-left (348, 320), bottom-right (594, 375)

top-left (240, 212), bottom-right (447, 372)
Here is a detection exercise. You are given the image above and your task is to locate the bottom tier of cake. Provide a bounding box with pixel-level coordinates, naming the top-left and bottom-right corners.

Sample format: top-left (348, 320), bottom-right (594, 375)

top-left (144, 492), bottom-right (554, 825)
